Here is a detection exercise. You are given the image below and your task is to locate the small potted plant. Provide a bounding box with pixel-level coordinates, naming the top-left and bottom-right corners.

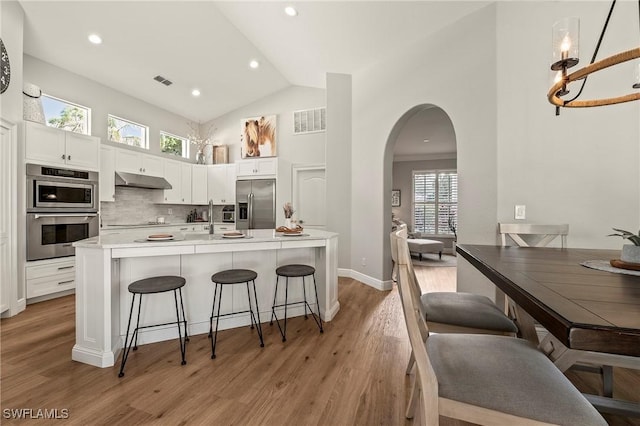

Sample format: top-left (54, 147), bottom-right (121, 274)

top-left (608, 228), bottom-right (640, 264)
top-left (283, 202), bottom-right (295, 229)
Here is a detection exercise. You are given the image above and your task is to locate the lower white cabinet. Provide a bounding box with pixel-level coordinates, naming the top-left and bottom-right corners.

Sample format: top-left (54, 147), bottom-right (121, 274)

top-left (214, 223), bottom-right (236, 233)
top-left (26, 257), bottom-right (76, 299)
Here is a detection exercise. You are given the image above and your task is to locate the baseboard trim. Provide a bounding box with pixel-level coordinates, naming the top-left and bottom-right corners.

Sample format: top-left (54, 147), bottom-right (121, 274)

top-left (338, 268), bottom-right (392, 291)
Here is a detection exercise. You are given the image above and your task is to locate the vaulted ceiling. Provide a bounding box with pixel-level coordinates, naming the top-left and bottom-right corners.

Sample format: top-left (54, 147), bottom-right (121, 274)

top-left (19, 1), bottom-right (489, 125)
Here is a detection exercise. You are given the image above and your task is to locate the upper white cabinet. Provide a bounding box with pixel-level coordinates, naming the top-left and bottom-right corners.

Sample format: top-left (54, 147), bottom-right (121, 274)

top-left (100, 145), bottom-right (116, 202)
top-left (208, 164), bottom-right (236, 204)
top-left (25, 121), bottom-right (100, 171)
top-left (162, 160), bottom-right (192, 204)
top-left (115, 148), bottom-right (163, 177)
top-left (191, 165), bottom-right (208, 205)
top-left (236, 157), bottom-right (277, 179)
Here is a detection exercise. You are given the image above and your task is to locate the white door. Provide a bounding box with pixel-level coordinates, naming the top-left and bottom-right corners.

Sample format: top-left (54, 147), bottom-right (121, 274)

top-left (292, 165), bottom-right (326, 229)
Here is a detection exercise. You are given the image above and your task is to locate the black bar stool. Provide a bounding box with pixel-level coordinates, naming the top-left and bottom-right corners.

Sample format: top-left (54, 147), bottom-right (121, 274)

top-left (270, 264), bottom-right (323, 342)
top-left (118, 275), bottom-right (188, 378)
top-left (209, 269), bottom-right (264, 359)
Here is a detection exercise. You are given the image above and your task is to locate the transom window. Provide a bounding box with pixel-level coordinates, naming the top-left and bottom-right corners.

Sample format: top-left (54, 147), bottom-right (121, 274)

top-left (413, 170), bottom-right (458, 236)
top-left (160, 131), bottom-right (189, 158)
top-left (108, 114), bottom-right (148, 149)
top-left (41, 94), bottom-right (90, 134)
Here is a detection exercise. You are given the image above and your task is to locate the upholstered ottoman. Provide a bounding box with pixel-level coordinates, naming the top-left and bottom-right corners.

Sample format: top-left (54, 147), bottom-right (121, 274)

top-left (407, 238), bottom-right (444, 260)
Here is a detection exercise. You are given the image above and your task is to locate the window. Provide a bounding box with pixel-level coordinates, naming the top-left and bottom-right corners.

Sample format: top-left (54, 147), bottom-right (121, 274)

top-left (160, 131), bottom-right (189, 158)
top-left (413, 170), bottom-right (458, 235)
top-left (108, 114), bottom-right (148, 149)
top-left (41, 94), bottom-right (90, 134)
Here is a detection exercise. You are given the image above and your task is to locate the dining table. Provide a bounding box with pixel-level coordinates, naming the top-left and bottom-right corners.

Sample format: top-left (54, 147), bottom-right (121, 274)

top-left (456, 244), bottom-right (640, 417)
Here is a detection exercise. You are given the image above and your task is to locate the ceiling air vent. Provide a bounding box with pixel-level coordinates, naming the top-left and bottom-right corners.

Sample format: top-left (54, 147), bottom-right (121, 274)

top-left (153, 75), bottom-right (173, 86)
top-left (293, 107), bottom-right (326, 134)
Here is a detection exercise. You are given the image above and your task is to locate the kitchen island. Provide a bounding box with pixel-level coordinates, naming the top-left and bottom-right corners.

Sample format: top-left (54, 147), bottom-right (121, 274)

top-left (72, 229), bottom-right (339, 368)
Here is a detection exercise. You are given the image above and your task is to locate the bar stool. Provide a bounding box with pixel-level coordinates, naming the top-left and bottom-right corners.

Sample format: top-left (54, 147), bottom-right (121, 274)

top-left (209, 269), bottom-right (264, 359)
top-left (270, 264), bottom-right (323, 342)
top-left (118, 275), bottom-right (188, 378)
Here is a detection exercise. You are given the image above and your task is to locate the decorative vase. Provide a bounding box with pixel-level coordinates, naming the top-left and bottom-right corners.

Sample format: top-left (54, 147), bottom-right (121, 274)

top-left (285, 218), bottom-right (293, 229)
top-left (204, 144), bottom-right (213, 165)
top-left (196, 149), bottom-right (205, 165)
top-left (621, 245), bottom-right (640, 264)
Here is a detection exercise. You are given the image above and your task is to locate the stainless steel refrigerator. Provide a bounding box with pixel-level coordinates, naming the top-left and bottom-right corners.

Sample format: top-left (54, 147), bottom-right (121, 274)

top-left (236, 179), bottom-right (276, 230)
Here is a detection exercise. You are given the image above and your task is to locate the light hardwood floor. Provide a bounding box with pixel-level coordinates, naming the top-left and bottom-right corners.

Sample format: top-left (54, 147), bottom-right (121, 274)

top-left (1, 262), bottom-right (638, 425)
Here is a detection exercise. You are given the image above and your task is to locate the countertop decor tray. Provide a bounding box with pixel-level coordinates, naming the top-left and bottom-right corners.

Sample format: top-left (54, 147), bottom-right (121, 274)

top-left (610, 259), bottom-right (640, 271)
top-left (147, 234), bottom-right (174, 241)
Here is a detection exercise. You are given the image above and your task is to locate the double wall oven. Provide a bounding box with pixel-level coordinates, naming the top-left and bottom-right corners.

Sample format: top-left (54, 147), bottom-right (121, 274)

top-left (26, 164), bottom-right (99, 261)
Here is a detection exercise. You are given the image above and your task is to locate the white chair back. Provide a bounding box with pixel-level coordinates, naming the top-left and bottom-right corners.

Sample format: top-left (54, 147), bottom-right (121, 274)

top-left (392, 229), bottom-right (438, 425)
top-left (499, 223), bottom-right (569, 248)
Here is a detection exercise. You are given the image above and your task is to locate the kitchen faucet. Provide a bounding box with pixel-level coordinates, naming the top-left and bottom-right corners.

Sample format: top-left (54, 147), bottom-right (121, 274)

top-left (208, 199), bottom-right (214, 234)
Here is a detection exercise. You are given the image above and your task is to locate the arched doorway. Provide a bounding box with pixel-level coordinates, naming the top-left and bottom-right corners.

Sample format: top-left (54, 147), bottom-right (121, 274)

top-left (383, 104), bottom-right (457, 280)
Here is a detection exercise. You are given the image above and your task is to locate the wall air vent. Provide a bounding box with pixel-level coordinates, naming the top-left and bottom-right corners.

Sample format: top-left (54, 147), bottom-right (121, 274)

top-left (153, 75), bottom-right (173, 86)
top-left (293, 107), bottom-right (326, 134)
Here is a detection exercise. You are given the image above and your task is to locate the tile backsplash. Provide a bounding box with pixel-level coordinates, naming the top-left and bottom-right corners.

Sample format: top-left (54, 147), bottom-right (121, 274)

top-left (100, 186), bottom-right (224, 225)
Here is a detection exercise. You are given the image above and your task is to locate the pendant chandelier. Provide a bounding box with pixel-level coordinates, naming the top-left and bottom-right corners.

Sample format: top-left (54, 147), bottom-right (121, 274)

top-left (547, 0), bottom-right (640, 115)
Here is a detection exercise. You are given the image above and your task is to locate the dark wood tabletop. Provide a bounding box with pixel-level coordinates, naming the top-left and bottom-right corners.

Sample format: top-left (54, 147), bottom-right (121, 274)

top-left (456, 244), bottom-right (640, 357)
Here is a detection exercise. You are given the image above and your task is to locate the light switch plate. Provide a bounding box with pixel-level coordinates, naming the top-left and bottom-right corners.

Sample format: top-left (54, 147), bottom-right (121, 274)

top-left (515, 205), bottom-right (526, 220)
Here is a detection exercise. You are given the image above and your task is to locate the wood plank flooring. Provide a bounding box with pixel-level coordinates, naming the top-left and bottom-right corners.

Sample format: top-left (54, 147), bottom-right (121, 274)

top-left (1, 263), bottom-right (639, 425)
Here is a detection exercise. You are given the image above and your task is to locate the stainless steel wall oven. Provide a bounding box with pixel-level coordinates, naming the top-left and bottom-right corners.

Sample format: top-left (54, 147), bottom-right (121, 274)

top-left (26, 164), bottom-right (99, 261)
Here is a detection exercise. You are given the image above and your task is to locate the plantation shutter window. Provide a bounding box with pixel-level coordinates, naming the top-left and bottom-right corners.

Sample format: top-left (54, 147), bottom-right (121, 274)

top-left (413, 170), bottom-right (457, 236)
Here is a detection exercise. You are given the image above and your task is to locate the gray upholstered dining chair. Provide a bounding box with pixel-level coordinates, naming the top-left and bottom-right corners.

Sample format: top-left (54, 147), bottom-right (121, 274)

top-left (390, 227), bottom-right (517, 375)
top-left (392, 229), bottom-right (607, 426)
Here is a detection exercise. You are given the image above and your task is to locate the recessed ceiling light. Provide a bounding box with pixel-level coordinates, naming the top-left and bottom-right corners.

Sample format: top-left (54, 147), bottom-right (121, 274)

top-left (192, 89), bottom-right (201, 97)
top-left (88, 34), bottom-right (102, 45)
top-left (423, 139), bottom-right (430, 143)
top-left (249, 60), bottom-right (260, 69)
top-left (284, 6), bottom-right (298, 17)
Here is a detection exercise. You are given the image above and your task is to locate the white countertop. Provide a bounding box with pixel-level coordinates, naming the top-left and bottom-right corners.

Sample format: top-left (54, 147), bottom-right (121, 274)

top-left (75, 228), bottom-right (337, 249)
top-left (101, 222), bottom-right (231, 230)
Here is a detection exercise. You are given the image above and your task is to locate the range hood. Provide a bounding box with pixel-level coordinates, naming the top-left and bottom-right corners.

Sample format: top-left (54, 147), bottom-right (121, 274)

top-left (114, 171), bottom-right (172, 190)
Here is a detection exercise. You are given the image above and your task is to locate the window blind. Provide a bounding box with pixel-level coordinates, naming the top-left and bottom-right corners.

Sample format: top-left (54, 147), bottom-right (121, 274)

top-left (413, 170), bottom-right (457, 235)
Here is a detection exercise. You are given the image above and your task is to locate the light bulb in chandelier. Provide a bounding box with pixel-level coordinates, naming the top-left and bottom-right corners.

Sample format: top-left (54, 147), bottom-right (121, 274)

top-left (551, 17), bottom-right (580, 71)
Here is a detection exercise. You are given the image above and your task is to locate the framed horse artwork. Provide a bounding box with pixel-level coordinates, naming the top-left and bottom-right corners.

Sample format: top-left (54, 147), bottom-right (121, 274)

top-left (241, 115), bottom-right (277, 158)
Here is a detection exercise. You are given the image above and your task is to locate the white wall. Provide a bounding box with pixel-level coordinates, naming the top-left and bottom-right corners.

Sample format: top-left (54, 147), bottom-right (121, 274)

top-left (496, 1), bottom-right (639, 250)
top-left (0, 1), bottom-right (24, 123)
top-left (326, 73), bottom-right (352, 269)
top-left (202, 85), bottom-right (327, 226)
top-left (23, 55), bottom-right (195, 161)
top-left (352, 1), bottom-right (639, 297)
top-left (352, 5), bottom-right (499, 288)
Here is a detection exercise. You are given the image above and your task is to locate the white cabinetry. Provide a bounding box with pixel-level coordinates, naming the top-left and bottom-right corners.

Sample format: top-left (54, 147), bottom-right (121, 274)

top-left (214, 223), bottom-right (236, 233)
top-left (115, 149), bottom-right (164, 176)
top-left (26, 257), bottom-right (75, 299)
top-left (236, 158), bottom-right (277, 179)
top-left (191, 165), bottom-right (208, 205)
top-left (207, 164), bottom-right (237, 204)
top-left (25, 121), bottom-right (100, 171)
top-left (162, 160), bottom-right (192, 204)
top-left (100, 145), bottom-right (116, 202)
